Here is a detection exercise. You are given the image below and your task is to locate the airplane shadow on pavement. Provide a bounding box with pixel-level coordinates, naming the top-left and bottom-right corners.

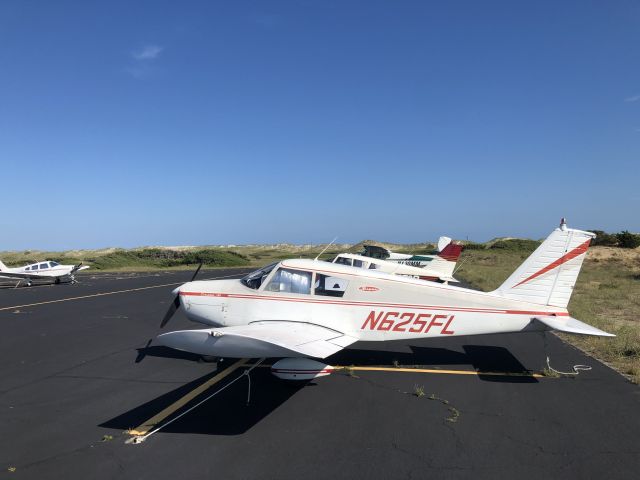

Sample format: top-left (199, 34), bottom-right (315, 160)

top-left (329, 344), bottom-right (539, 383)
top-left (102, 341), bottom-right (536, 436)
top-left (100, 366), bottom-right (306, 436)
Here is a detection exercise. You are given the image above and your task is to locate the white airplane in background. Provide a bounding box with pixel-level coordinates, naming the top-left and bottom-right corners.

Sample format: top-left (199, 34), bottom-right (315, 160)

top-left (332, 239), bottom-right (463, 283)
top-left (0, 260), bottom-right (89, 286)
top-left (360, 236), bottom-right (461, 268)
top-left (157, 220), bottom-right (613, 381)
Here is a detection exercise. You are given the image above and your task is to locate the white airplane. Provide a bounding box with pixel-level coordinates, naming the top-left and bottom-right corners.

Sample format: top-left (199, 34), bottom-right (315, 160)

top-left (157, 220), bottom-right (613, 380)
top-left (332, 241), bottom-right (463, 283)
top-left (0, 259), bottom-right (90, 286)
top-left (360, 236), bottom-right (461, 268)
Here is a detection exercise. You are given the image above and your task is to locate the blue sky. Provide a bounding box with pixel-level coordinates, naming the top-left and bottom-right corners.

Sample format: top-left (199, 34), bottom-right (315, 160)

top-left (1, 1), bottom-right (639, 250)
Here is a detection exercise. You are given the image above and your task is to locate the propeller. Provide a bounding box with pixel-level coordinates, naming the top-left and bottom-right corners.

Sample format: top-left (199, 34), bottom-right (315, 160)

top-left (159, 263), bottom-right (203, 328)
top-left (70, 262), bottom-right (84, 274)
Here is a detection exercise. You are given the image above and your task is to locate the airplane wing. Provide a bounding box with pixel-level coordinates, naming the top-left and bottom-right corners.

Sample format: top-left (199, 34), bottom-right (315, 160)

top-left (0, 272), bottom-right (53, 280)
top-left (532, 316), bottom-right (615, 337)
top-left (157, 321), bottom-right (359, 359)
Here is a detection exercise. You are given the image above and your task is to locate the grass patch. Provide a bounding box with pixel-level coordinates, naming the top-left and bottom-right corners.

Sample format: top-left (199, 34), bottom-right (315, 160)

top-left (425, 393), bottom-right (460, 422)
top-left (339, 365), bottom-right (359, 378)
top-left (446, 407), bottom-right (460, 423)
top-left (413, 384), bottom-right (425, 397)
top-left (542, 366), bottom-right (561, 378)
top-left (456, 247), bottom-right (640, 384)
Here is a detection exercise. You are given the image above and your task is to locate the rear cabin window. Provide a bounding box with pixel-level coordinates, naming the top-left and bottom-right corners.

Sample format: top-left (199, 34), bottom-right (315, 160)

top-left (25, 266), bottom-right (30, 271)
top-left (353, 259), bottom-right (366, 268)
top-left (314, 274), bottom-right (349, 297)
top-left (265, 268), bottom-right (312, 294)
top-left (369, 263), bottom-right (379, 269)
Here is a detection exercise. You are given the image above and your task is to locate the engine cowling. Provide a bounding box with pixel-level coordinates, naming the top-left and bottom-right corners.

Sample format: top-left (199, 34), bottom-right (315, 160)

top-left (270, 358), bottom-right (334, 381)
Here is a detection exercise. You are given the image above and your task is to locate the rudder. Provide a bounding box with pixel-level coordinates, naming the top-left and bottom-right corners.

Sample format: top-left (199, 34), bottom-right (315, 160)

top-left (494, 219), bottom-right (595, 308)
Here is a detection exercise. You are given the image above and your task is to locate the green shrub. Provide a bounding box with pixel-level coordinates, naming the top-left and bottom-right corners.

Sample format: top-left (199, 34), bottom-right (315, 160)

top-left (490, 239), bottom-right (541, 252)
top-left (87, 248), bottom-right (250, 270)
top-left (616, 231), bottom-right (640, 249)
top-left (462, 242), bottom-right (485, 250)
top-left (590, 230), bottom-right (619, 247)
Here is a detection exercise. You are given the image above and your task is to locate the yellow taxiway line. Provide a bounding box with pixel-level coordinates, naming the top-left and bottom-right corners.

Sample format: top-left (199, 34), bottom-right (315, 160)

top-left (0, 273), bottom-right (245, 313)
top-left (246, 363), bottom-right (544, 378)
top-left (0, 282), bottom-right (184, 312)
top-left (128, 359), bottom-right (249, 436)
top-left (340, 365), bottom-right (544, 378)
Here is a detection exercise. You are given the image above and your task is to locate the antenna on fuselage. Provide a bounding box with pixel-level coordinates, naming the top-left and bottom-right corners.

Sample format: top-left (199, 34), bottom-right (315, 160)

top-left (314, 237), bottom-right (338, 261)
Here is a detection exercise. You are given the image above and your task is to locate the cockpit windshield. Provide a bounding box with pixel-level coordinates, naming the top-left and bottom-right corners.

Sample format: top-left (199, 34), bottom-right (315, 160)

top-left (241, 262), bottom-right (278, 290)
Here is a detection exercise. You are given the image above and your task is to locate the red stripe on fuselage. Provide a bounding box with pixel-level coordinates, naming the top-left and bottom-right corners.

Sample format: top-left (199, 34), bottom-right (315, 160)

top-left (514, 238), bottom-right (591, 288)
top-left (178, 291), bottom-right (568, 317)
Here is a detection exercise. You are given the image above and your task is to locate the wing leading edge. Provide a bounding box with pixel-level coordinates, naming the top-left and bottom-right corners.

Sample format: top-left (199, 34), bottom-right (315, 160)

top-left (157, 321), bottom-right (358, 359)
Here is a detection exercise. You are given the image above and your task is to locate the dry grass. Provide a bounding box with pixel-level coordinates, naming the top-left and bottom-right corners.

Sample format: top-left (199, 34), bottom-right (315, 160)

top-left (456, 247), bottom-right (640, 384)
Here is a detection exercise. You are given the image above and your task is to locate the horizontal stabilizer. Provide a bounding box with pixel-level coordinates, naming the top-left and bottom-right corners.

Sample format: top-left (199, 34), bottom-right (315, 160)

top-left (533, 316), bottom-right (615, 337)
top-left (439, 276), bottom-right (459, 283)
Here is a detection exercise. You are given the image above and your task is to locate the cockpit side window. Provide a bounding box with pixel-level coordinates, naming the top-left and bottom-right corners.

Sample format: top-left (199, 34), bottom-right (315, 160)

top-left (334, 256), bottom-right (352, 266)
top-left (353, 259), bottom-right (366, 268)
top-left (39, 263), bottom-right (48, 269)
top-left (31, 265), bottom-right (39, 270)
top-left (265, 268), bottom-right (312, 294)
top-left (241, 262), bottom-right (278, 290)
top-left (314, 274), bottom-right (349, 297)
top-left (49, 261), bottom-right (59, 267)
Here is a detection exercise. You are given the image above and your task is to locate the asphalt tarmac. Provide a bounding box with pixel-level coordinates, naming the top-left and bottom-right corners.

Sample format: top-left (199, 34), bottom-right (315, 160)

top-left (1, 269), bottom-right (638, 479)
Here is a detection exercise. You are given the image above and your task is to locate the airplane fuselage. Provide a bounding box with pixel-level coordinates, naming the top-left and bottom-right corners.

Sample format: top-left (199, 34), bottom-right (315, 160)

top-left (177, 259), bottom-right (566, 343)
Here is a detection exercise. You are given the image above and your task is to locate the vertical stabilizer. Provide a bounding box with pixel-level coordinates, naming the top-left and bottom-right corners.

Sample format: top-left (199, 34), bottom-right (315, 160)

top-left (437, 236), bottom-right (452, 252)
top-left (425, 241), bottom-right (464, 279)
top-left (437, 242), bottom-right (463, 262)
top-left (494, 219), bottom-right (595, 308)
top-left (0, 260), bottom-right (8, 272)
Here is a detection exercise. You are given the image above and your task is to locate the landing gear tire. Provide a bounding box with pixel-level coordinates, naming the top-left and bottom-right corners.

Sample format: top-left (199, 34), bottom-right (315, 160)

top-left (200, 355), bottom-right (219, 363)
top-left (55, 278), bottom-right (61, 284)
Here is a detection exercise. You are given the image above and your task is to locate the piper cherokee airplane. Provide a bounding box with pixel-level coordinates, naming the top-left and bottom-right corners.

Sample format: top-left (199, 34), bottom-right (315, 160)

top-left (0, 259), bottom-right (89, 286)
top-left (360, 236), bottom-right (461, 268)
top-left (332, 241), bottom-right (463, 283)
top-left (157, 220), bottom-right (613, 381)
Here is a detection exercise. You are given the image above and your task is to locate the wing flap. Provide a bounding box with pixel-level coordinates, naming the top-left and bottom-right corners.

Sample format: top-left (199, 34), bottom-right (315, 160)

top-left (157, 321), bottom-right (358, 359)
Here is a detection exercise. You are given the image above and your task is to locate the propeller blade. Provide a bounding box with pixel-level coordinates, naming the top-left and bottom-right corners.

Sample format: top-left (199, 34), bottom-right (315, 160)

top-left (71, 262), bottom-right (83, 274)
top-left (160, 295), bottom-right (181, 328)
top-left (159, 263), bottom-right (201, 328)
top-left (135, 338), bottom-right (153, 363)
top-left (190, 263), bottom-right (203, 282)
